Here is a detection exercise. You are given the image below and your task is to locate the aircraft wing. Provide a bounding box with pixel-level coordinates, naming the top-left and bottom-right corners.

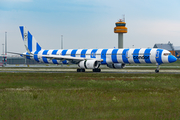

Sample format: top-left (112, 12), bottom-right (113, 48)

top-left (8, 52), bottom-right (103, 64)
top-left (40, 54), bottom-right (102, 64)
top-left (8, 52), bottom-right (33, 57)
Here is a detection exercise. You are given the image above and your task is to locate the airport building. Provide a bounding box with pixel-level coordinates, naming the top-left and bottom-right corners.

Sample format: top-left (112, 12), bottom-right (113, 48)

top-left (0, 55), bottom-right (39, 64)
top-left (153, 41), bottom-right (180, 58)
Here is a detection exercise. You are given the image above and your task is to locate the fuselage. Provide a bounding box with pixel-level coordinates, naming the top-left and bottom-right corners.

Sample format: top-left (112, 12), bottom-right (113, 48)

top-left (24, 48), bottom-right (177, 65)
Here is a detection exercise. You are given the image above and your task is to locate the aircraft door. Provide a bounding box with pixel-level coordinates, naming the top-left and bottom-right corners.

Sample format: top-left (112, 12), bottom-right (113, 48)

top-left (126, 51), bottom-right (129, 58)
top-left (156, 51), bottom-right (159, 58)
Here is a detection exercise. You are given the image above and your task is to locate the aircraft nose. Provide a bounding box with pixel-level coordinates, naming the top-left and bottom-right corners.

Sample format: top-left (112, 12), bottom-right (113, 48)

top-left (168, 55), bottom-right (177, 63)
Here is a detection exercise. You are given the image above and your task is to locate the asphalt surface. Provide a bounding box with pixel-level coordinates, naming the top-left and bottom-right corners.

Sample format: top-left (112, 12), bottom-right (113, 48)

top-left (0, 68), bottom-right (180, 74)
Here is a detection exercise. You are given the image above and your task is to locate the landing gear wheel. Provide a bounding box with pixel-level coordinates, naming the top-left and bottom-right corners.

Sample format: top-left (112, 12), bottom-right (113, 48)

top-left (155, 63), bottom-right (160, 73)
top-left (77, 68), bottom-right (85, 72)
top-left (155, 69), bottom-right (159, 73)
top-left (93, 69), bottom-right (101, 72)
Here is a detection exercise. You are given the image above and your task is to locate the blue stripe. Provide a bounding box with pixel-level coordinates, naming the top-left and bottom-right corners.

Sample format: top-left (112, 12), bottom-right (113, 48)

top-left (71, 49), bottom-right (78, 57)
top-left (26, 52), bottom-right (30, 59)
top-left (101, 49), bottom-right (108, 64)
top-left (52, 59), bottom-right (58, 64)
top-left (122, 49), bottom-right (129, 63)
top-left (62, 60), bottom-right (68, 64)
top-left (81, 49), bottom-right (87, 58)
top-left (19, 26), bottom-right (24, 40)
top-left (156, 49), bottom-right (163, 64)
top-left (144, 49), bottom-right (152, 63)
top-left (61, 50), bottom-right (68, 64)
top-left (42, 50), bottom-right (49, 63)
top-left (133, 49), bottom-right (140, 63)
top-left (91, 49), bottom-right (98, 58)
top-left (37, 43), bottom-right (41, 51)
top-left (111, 49), bottom-right (118, 63)
top-left (28, 31), bottom-right (32, 52)
top-left (34, 51), bottom-right (40, 62)
top-left (61, 49), bottom-right (68, 55)
top-left (52, 50), bottom-right (58, 55)
top-left (52, 50), bottom-right (58, 64)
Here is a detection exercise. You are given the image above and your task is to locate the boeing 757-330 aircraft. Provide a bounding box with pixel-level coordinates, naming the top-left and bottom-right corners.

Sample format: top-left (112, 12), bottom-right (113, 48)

top-left (9, 26), bottom-right (177, 73)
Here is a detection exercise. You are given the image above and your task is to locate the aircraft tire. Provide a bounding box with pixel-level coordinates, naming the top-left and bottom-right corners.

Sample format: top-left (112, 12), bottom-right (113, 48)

top-left (77, 68), bottom-right (85, 72)
top-left (81, 69), bottom-right (85, 72)
top-left (93, 69), bottom-right (101, 72)
top-left (155, 69), bottom-right (159, 73)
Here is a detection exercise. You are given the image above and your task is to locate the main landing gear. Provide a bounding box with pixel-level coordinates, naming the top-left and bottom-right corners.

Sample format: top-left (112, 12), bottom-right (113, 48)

top-left (77, 68), bottom-right (85, 72)
top-left (77, 68), bottom-right (101, 72)
top-left (93, 68), bottom-right (101, 72)
top-left (155, 63), bottom-right (160, 73)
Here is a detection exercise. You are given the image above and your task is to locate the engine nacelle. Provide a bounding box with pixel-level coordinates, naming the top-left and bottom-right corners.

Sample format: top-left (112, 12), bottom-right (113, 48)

top-left (107, 63), bottom-right (126, 69)
top-left (78, 60), bottom-right (100, 69)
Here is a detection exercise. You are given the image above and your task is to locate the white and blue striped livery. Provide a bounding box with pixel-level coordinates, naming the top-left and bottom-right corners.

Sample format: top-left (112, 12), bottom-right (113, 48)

top-left (13, 26), bottom-right (177, 73)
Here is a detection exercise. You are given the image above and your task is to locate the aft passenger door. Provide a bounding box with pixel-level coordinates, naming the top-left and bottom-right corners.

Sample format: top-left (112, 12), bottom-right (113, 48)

top-left (126, 51), bottom-right (129, 58)
top-left (156, 51), bottom-right (159, 58)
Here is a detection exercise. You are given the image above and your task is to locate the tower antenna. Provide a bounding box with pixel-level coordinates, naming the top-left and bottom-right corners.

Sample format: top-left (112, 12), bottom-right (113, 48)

top-left (123, 14), bottom-right (125, 22)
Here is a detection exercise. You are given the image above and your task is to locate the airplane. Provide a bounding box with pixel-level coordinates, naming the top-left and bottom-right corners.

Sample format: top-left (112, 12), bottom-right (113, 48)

top-left (9, 26), bottom-right (177, 73)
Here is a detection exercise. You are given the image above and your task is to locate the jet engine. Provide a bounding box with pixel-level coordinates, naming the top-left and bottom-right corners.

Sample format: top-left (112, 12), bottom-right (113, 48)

top-left (107, 63), bottom-right (125, 69)
top-left (78, 60), bottom-right (100, 69)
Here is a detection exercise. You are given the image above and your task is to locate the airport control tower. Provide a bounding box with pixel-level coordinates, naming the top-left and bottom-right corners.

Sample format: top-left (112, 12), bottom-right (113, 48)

top-left (114, 18), bottom-right (127, 48)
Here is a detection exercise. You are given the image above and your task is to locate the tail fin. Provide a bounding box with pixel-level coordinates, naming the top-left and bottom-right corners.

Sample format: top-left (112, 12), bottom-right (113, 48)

top-left (19, 26), bottom-right (42, 52)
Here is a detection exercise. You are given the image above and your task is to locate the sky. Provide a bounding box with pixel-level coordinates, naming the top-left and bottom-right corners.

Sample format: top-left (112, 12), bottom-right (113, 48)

top-left (0, 0), bottom-right (180, 54)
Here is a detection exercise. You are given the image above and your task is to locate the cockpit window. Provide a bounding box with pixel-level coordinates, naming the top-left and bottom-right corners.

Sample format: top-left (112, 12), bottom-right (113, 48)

top-left (164, 53), bottom-right (171, 56)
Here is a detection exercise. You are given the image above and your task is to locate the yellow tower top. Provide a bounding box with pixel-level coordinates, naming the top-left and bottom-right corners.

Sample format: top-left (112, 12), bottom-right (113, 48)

top-left (114, 19), bottom-right (127, 33)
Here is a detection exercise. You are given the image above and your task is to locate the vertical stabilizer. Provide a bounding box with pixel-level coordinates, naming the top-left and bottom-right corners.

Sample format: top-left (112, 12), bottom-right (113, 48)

top-left (19, 26), bottom-right (42, 52)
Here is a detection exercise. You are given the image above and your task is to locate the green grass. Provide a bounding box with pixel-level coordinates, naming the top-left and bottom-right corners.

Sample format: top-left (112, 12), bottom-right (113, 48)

top-left (0, 73), bottom-right (180, 120)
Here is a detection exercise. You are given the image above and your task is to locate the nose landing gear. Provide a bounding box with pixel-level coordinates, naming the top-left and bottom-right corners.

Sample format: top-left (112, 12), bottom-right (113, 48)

top-left (155, 63), bottom-right (160, 73)
top-left (155, 69), bottom-right (159, 73)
